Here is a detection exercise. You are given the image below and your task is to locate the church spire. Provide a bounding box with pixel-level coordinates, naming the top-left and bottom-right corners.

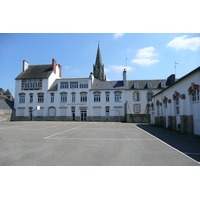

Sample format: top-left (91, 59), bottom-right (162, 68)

top-left (93, 43), bottom-right (106, 81)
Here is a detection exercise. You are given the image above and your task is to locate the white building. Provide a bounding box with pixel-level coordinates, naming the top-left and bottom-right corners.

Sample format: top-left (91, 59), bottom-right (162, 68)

top-left (14, 45), bottom-right (174, 122)
top-left (150, 66), bottom-right (200, 135)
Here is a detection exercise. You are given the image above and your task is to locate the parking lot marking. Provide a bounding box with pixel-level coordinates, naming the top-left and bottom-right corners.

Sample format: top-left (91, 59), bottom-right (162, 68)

top-left (134, 125), bottom-right (200, 165)
top-left (45, 137), bottom-right (157, 141)
top-left (44, 123), bottom-right (88, 139)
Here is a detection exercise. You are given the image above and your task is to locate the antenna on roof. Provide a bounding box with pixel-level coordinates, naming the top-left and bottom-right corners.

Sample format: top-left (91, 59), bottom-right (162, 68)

top-left (125, 58), bottom-right (128, 70)
top-left (175, 61), bottom-right (178, 78)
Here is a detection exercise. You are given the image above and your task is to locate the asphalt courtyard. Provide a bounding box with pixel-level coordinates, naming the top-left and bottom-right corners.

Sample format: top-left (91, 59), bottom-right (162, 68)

top-left (0, 121), bottom-right (199, 166)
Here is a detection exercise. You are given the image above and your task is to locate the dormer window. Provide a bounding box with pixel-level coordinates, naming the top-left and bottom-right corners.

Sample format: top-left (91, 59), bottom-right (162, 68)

top-left (134, 83), bottom-right (139, 89)
top-left (147, 82), bottom-right (152, 88)
top-left (161, 82), bottom-right (166, 88)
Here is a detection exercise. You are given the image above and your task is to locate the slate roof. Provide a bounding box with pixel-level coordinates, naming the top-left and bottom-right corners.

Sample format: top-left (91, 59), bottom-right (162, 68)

top-left (0, 96), bottom-right (14, 110)
top-left (126, 79), bottom-right (167, 90)
top-left (91, 78), bottom-right (124, 90)
top-left (15, 64), bottom-right (53, 79)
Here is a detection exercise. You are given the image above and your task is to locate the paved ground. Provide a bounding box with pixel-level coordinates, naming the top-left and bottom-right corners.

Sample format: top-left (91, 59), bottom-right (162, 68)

top-left (0, 121), bottom-right (199, 166)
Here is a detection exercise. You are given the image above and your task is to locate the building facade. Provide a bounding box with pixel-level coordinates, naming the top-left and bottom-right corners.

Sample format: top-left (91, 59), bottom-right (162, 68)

top-left (150, 67), bottom-right (200, 135)
top-left (14, 45), bottom-right (173, 123)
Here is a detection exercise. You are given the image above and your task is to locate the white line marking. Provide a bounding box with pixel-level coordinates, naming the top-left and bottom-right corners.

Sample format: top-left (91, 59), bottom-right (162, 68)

top-left (45, 137), bottom-right (157, 141)
top-left (134, 125), bottom-right (200, 165)
top-left (0, 124), bottom-right (30, 130)
top-left (40, 122), bottom-right (73, 130)
top-left (44, 124), bottom-right (87, 139)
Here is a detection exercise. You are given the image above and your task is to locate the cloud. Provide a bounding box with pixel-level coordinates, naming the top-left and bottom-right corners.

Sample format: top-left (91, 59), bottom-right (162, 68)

top-left (167, 35), bottom-right (200, 51)
top-left (114, 33), bottom-right (124, 38)
top-left (108, 65), bottom-right (134, 73)
top-left (65, 66), bottom-right (69, 68)
top-left (132, 46), bottom-right (159, 66)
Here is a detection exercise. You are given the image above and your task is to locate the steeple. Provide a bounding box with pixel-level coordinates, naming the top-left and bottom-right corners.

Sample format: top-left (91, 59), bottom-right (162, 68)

top-left (93, 43), bottom-right (106, 81)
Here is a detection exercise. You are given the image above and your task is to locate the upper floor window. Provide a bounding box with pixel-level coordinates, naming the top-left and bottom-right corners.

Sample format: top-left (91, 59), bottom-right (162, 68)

top-left (134, 83), bottom-right (139, 89)
top-left (60, 93), bottom-right (67, 102)
top-left (133, 91), bottom-right (140, 101)
top-left (175, 97), bottom-right (179, 115)
top-left (80, 92), bottom-right (87, 102)
top-left (50, 93), bottom-right (54, 103)
top-left (80, 82), bottom-right (88, 88)
top-left (114, 91), bottom-right (122, 102)
top-left (94, 92), bottom-right (101, 102)
top-left (192, 89), bottom-right (199, 102)
top-left (19, 93), bottom-right (25, 103)
top-left (72, 93), bottom-right (76, 102)
top-left (106, 92), bottom-right (110, 102)
top-left (70, 82), bottom-right (78, 89)
top-left (21, 79), bottom-right (41, 90)
top-left (30, 93), bottom-right (33, 103)
top-left (147, 82), bottom-right (152, 88)
top-left (60, 82), bottom-right (68, 89)
top-left (147, 91), bottom-right (153, 102)
top-left (161, 82), bottom-right (166, 88)
top-left (38, 93), bottom-right (44, 103)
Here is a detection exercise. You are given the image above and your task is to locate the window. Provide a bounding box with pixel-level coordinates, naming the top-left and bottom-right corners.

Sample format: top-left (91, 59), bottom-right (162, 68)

top-left (147, 91), bottom-right (153, 102)
top-left (30, 94), bottom-right (33, 103)
top-left (175, 97), bottom-right (179, 115)
top-left (35, 80), bottom-right (40, 89)
top-left (72, 93), bottom-right (76, 102)
top-left (134, 83), bottom-right (139, 89)
top-left (192, 89), bottom-right (199, 102)
top-left (60, 82), bottom-right (68, 89)
top-left (25, 80), bottom-right (29, 89)
top-left (115, 92), bottom-right (121, 102)
top-left (80, 82), bottom-right (88, 88)
top-left (147, 82), bottom-right (152, 88)
top-left (133, 91), bottom-right (140, 101)
top-left (30, 80), bottom-right (34, 89)
top-left (61, 93), bottom-right (67, 102)
top-left (50, 93), bottom-right (54, 103)
top-left (161, 82), bottom-right (166, 88)
top-left (133, 104), bottom-right (141, 113)
top-left (38, 93), bottom-right (44, 103)
top-left (19, 94), bottom-right (25, 103)
top-left (80, 93), bottom-right (87, 102)
top-left (106, 92), bottom-right (110, 102)
top-left (94, 93), bottom-right (101, 102)
top-left (70, 82), bottom-right (78, 88)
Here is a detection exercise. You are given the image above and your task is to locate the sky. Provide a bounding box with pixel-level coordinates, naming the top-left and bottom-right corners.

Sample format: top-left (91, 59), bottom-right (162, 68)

top-left (0, 33), bottom-right (200, 96)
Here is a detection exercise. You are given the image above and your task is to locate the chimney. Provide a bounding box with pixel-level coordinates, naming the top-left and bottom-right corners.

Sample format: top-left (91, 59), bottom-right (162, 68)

top-left (52, 58), bottom-right (57, 74)
top-left (22, 60), bottom-right (28, 71)
top-left (58, 64), bottom-right (62, 78)
top-left (123, 69), bottom-right (126, 86)
top-left (166, 74), bottom-right (175, 86)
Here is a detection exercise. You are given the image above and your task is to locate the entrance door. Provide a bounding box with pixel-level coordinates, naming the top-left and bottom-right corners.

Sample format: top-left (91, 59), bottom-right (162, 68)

top-left (29, 110), bottom-right (33, 121)
top-left (81, 111), bottom-right (87, 121)
top-left (72, 111), bottom-right (75, 121)
top-left (106, 111), bottom-right (110, 121)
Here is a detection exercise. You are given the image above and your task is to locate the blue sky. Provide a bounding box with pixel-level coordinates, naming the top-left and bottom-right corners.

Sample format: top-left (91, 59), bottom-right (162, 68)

top-left (0, 33), bottom-right (200, 96)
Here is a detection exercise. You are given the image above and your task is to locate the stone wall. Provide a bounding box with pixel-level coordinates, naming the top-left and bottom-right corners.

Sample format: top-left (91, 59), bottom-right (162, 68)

top-left (0, 109), bottom-right (15, 122)
top-left (180, 115), bottom-right (193, 134)
top-left (168, 116), bottom-right (176, 130)
top-left (126, 114), bottom-right (150, 123)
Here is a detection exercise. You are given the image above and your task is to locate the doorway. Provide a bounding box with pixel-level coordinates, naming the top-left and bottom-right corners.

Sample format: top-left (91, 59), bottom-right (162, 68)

top-left (81, 111), bottom-right (87, 121)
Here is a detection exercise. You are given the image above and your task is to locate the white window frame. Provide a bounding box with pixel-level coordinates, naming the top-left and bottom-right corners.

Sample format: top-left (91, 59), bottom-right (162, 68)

top-left (94, 93), bottom-right (101, 102)
top-left (80, 93), bottom-right (87, 102)
top-left (60, 82), bottom-right (68, 89)
top-left (61, 94), bottom-right (67, 102)
top-left (50, 94), bottom-right (54, 103)
top-left (38, 94), bottom-right (44, 103)
top-left (115, 93), bottom-right (121, 102)
top-left (70, 82), bottom-right (78, 89)
top-left (192, 89), bottom-right (199, 102)
top-left (106, 93), bottom-right (110, 102)
top-left (72, 93), bottom-right (76, 102)
top-left (19, 95), bottom-right (25, 103)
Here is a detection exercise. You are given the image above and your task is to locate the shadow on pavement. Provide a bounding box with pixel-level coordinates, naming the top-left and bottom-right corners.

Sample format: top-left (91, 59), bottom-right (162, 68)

top-left (136, 124), bottom-right (200, 163)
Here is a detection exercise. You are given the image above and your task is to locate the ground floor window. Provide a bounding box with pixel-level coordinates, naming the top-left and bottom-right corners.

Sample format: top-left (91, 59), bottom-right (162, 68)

top-left (133, 104), bottom-right (141, 113)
